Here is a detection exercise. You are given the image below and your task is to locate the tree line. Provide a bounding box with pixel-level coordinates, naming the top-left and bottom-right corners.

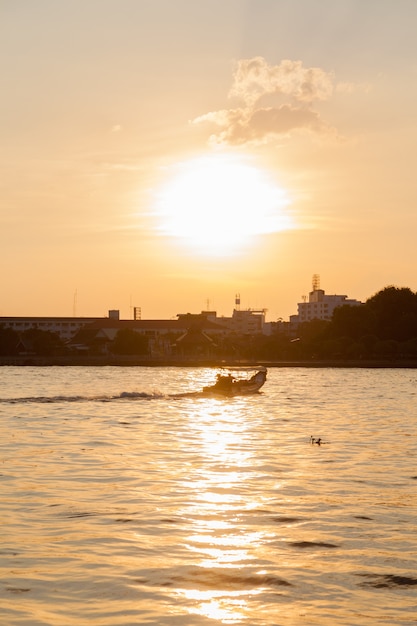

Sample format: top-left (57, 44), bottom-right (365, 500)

top-left (0, 326), bottom-right (149, 357)
top-left (1, 286), bottom-right (417, 361)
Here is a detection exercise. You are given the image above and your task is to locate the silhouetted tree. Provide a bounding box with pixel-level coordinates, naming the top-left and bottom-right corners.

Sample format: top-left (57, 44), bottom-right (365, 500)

top-left (328, 304), bottom-right (373, 340)
top-left (255, 333), bottom-right (289, 360)
top-left (401, 338), bottom-right (417, 357)
top-left (21, 328), bottom-right (65, 356)
top-left (373, 339), bottom-right (399, 358)
top-left (111, 329), bottom-right (149, 355)
top-left (366, 286), bottom-right (417, 340)
top-left (0, 326), bottom-right (19, 355)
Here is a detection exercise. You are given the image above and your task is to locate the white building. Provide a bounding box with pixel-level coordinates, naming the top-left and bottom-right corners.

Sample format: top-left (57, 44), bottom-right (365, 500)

top-left (229, 308), bottom-right (267, 334)
top-left (209, 307), bottom-right (267, 335)
top-left (290, 276), bottom-right (362, 325)
top-left (0, 315), bottom-right (110, 341)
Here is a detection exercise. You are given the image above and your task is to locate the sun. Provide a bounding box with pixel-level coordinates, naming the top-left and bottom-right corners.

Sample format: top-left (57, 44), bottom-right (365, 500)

top-left (153, 154), bottom-right (292, 256)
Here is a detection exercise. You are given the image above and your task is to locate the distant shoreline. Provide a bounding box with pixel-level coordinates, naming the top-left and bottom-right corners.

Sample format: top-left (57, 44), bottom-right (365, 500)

top-left (1, 356), bottom-right (417, 368)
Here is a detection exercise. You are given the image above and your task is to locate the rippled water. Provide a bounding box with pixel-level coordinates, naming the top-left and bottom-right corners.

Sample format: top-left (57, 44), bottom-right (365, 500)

top-left (1, 366), bottom-right (416, 625)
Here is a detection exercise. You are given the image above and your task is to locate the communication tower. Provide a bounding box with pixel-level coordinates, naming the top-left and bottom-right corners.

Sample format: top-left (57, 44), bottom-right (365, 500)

top-left (312, 274), bottom-right (320, 291)
top-left (73, 289), bottom-right (78, 317)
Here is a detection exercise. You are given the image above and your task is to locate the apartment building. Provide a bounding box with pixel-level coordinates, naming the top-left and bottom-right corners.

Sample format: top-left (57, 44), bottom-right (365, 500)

top-left (290, 276), bottom-right (362, 325)
top-left (0, 316), bottom-right (108, 341)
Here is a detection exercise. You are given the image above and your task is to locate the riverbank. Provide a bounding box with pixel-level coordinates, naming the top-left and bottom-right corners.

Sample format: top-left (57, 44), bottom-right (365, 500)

top-left (1, 355), bottom-right (417, 368)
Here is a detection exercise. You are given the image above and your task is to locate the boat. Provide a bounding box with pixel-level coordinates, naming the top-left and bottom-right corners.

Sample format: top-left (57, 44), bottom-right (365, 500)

top-left (202, 367), bottom-right (267, 396)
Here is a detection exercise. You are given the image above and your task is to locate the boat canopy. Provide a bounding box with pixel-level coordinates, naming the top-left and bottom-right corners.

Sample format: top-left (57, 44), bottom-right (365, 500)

top-left (217, 365), bottom-right (267, 372)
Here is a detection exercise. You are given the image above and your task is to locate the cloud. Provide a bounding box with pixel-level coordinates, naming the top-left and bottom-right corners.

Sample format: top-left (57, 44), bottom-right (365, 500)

top-left (192, 57), bottom-right (338, 146)
top-left (194, 104), bottom-right (326, 146)
top-left (229, 57), bottom-right (334, 106)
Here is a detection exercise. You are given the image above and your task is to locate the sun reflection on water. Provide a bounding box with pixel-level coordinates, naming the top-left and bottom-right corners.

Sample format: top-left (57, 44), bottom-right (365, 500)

top-left (172, 400), bottom-right (274, 623)
top-left (182, 593), bottom-right (252, 624)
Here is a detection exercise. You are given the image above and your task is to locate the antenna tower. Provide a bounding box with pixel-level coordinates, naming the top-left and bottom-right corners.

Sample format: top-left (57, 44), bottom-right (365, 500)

top-left (73, 289), bottom-right (78, 317)
top-left (312, 274), bottom-right (320, 291)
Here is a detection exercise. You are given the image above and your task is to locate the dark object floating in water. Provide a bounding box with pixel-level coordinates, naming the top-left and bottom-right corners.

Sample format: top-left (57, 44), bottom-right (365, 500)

top-left (311, 436), bottom-right (322, 445)
top-left (289, 541), bottom-right (338, 549)
top-left (271, 516), bottom-right (303, 524)
top-left (310, 436), bottom-right (329, 445)
top-left (354, 515), bottom-right (373, 520)
top-left (203, 367), bottom-right (267, 396)
top-left (357, 573), bottom-right (417, 588)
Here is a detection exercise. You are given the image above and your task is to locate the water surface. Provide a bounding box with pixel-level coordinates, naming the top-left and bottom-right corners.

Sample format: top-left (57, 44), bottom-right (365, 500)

top-left (1, 366), bottom-right (416, 625)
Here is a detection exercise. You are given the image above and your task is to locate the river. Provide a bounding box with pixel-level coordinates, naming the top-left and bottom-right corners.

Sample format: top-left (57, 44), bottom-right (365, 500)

top-left (1, 366), bottom-right (416, 625)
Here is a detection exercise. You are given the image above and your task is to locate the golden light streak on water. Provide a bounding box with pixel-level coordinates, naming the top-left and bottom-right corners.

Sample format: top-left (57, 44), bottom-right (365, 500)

top-left (169, 399), bottom-right (289, 623)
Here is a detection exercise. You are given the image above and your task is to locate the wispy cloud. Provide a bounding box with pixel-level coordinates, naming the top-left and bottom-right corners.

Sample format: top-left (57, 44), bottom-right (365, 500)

top-left (192, 57), bottom-right (342, 145)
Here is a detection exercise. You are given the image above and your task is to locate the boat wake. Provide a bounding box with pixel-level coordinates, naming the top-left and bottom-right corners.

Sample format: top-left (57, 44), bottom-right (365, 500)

top-left (0, 384), bottom-right (255, 405)
top-left (0, 391), bottom-right (167, 404)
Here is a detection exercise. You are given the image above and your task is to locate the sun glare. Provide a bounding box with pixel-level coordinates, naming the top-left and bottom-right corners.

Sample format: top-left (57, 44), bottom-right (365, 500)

top-left (154, 154), bottom-right (292, 256)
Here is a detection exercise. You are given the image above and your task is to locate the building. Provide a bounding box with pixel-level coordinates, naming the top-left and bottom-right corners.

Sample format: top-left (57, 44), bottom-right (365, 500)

top-left (226, 308), bottom-right (267, 334)
top-left (0, 303), bottom-right (269, 347)
top-left (289, 275), bottom-right (362, 326)
top-left (66, 312), bottom-right (235, 357)
top-left (206, 294), bottom-right (268, 335)
top-left (0, 315), bottom-right (108, 342)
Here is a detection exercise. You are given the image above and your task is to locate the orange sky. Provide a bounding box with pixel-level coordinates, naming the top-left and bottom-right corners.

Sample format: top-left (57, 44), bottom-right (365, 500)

top-left (2, 0), bottom-right (417, 321)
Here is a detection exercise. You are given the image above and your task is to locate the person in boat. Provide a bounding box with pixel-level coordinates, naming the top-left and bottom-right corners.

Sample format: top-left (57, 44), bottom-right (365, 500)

top-left (215, 373), bottom-right (235, 389)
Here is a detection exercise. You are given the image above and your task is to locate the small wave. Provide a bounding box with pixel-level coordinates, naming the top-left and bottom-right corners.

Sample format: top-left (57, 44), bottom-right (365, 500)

top-left (5, 587), bottom-right (31, 594)
top-left (117, 391), bottom-right (164, 400)
top-left (357, 573), bottom-right (417, 588)
top-left (0, 391), bottom-right (164, 404)
top-left (0, 395), bottom-right (86, 404)
top-left (135, 566), bottom-right (292, 591)
top-left (289, 541), bottom-right (339, 549)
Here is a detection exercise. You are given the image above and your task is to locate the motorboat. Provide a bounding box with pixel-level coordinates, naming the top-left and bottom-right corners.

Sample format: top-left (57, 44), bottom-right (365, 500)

top-left (202, 367), bottom-right (267, 396)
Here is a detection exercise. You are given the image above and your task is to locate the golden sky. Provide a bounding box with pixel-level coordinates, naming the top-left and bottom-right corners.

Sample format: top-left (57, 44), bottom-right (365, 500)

top-left (2, 0), bottom-right (417, 321)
